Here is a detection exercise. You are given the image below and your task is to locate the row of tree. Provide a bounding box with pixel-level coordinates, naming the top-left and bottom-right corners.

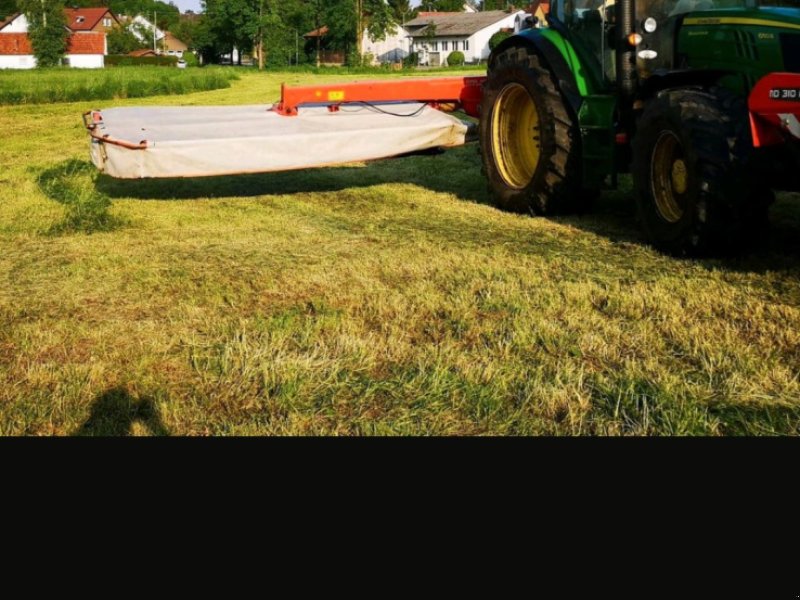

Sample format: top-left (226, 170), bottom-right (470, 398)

top-left (193, 1), bottom-right (518, 67)
top-left (195, 0), bottom-right (416, 67)
top-left (0, 0), bottom-right (518, 69)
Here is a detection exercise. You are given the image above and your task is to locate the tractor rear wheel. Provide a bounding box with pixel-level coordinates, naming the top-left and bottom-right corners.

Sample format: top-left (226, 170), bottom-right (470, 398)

top-left (632, 87), bottom-right (767, 255)
top-left (479, 45), bottom-right (589, 215)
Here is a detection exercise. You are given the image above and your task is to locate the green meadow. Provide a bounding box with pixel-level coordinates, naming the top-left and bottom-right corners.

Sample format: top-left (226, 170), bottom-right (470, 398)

top-left (0, 66), bottom-right (238, 105)
top-left (0, 68), bottom-right (798, 435)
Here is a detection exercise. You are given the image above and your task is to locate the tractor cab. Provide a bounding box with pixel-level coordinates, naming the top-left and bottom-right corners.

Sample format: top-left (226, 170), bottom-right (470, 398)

top-left (548, 0), bottom-right (800, 96)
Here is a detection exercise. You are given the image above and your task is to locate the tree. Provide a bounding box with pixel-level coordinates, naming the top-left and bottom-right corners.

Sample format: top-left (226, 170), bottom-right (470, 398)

top-left (388, 0), bottom-right (416, 24)
top-left (18, 0), bottom-right (68, 67)
top-left (479, 0), bottom-right (511, 9)
top-left (0, 0), bottom-right (16, 19)
top-left (359, 0), bottom-right (394, 55)
top-left (203, 0), bottom-right (260, 65)
top-left (107, 25), bottom-right (144, 54)
top-left (418, 0), bottom-right (466, 11)
top-left (488, 29), bottom-right (511, 50)
top-left (323, 0), bottom-right (394, 64)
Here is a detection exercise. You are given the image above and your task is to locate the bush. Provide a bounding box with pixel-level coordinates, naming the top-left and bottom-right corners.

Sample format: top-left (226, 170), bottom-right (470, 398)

top-left (489, 31), bottom-right (513, 51)
top-left (403, 52), bottom-right (419, 67)
top-left (107, 27), bottom-right (142, 55)
top-left (182, 52), bottom-right (199, 67)
top-left (447, 51), bottom-right (465, 66)
top-left (105, 55), bottom-right (179, 67)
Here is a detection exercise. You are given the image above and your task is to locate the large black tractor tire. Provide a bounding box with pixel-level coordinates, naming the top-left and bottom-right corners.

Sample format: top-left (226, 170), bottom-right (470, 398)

top-left (479, 44), bottom-right (590, 215)
top-left (632, 87), bottom-right (769, 255)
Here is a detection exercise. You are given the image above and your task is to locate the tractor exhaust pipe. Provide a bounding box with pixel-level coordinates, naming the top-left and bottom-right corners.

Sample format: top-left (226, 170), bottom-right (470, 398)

top-left (616, 0), bottom-right (637, 99)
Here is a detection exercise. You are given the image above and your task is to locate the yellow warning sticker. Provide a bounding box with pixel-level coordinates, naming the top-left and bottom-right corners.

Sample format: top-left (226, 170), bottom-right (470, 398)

top-left (328, 91), bottom-right (346, 102)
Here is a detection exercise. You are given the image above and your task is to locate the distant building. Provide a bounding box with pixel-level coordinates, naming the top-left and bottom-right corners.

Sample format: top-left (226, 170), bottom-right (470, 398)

top-left (161, 31), bottom-right (188, 57)
top-left (0, 11), bottom-right (109, 69)
top-left (526, 1), bottom-right (551, 25)
top-left (404, 9), bottom-right (527, 66)
top-left (0, 29), bottom-right (105, 69)
top-left (303, 26), bottom-right (344, 66)
top-left (128, 48), bottom-right (158, 58)
top-left (361, 24), bottom-right (410, 65)
top-left (123, 14), bottom-right (187, 57)
top-left (64, 7), bottom-right (121, 34)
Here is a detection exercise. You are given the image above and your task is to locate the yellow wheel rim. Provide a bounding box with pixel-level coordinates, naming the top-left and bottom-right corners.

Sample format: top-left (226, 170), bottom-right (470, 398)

top-left (492, 83), bottom-right (541, 190)
top-left (651, 131), bottom-right (688, 224)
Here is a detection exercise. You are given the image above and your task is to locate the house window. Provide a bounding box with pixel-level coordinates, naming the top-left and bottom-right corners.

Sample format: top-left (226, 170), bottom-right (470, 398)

top-left (463, 40), bottom-right (469, 51)
top-left (432, 41), bottom-right (438, 51)
top-left (103, 18), bottom-right (111, 27)
top-left (442, 41), bottom-right (448, 51)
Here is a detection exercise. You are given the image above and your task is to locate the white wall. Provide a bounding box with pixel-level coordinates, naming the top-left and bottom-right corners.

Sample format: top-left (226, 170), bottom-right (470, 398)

top-left (0, 54), bottom-right (36, 69)
top-left (1, 14), bottom-right (29, 33)
top-left (129, 15), bottom-right (165, 45)
top-left (469, 11), bottom-right (526, 62)
top-left (362, 25), bottom-right (409, 64)
top-left (66, 54), bottom-right (104, 68)
top-left (410, 11), bottom-right (526, 65)
top-left (0, 51), bottom-right (103, 69)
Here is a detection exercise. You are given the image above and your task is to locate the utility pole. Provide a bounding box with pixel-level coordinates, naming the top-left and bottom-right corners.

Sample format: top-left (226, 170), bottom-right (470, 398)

top-left (153, 11), bottom-right (157, 53)
top-left (356, 0), bottom-right (363, 62)
top-left (315, 1), bottom-right (321, 68)
top-left (258, 0), bottom-right (264, 70)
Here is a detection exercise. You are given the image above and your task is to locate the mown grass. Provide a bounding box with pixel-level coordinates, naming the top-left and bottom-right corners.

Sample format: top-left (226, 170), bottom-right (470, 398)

top-left (0, 66), bottom-right (238, 105)
top-left (0, 70), bottom-right (799, 436)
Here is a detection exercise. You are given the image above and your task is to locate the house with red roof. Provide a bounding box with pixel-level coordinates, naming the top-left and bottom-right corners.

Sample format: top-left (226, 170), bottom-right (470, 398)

top-left (0, 9), bottom-right (114, 69)
top-left (63, 7), bottom-right (120, 35)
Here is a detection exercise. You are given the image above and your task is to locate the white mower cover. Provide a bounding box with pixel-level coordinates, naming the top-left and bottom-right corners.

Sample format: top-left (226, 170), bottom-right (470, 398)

top-left (88, 103), bottom-right (469, 179)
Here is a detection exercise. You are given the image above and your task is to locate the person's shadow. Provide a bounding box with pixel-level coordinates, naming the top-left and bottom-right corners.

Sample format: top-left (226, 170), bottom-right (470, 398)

top-left (74, 387), bottom-right (170, 437)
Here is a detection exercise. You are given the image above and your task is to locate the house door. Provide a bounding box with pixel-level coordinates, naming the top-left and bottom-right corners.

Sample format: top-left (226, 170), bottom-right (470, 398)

top-left (429, 52), bottom-right (441, 67)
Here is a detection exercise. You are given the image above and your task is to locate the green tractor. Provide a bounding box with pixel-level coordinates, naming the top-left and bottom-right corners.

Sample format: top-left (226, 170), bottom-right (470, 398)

top-left (479, 0), bottom-right (800, 254)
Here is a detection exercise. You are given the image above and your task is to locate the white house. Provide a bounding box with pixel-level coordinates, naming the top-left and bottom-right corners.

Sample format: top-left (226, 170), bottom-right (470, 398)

top-left (361, 24), bottom-right (410, 65)
top-left (404, 9), bottom-right (527, 66)
top-left (0, 13), bottom-right (106, 69)
top-left (0, 12), bottom-right (28, 33)
top-left (126, 14), bottom-right (166, 46)
top-left (124, 15), bottom-right (187, 58)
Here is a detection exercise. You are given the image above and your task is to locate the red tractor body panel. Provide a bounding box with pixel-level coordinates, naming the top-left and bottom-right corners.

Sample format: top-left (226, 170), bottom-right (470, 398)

top-left (748, 72), bottom-right (800, 147)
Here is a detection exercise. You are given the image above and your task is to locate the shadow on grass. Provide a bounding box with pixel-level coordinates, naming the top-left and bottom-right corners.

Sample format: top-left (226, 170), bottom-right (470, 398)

top-left (95, 146), bottom-right (489, 203)
top-left (87, 145), bottom-right (800, 273)
top-left (37, 159), bottom-right (127, 235)
top-left (74, 387), bottom-right (170, 437)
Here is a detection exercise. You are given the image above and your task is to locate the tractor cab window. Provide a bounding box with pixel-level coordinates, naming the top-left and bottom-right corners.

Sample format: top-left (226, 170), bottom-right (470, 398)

top-left (559, 0), bottom-right (617, 84)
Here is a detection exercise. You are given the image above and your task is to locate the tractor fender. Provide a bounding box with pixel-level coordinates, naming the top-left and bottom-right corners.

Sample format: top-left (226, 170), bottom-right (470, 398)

top-left (489, 30), bottom-right (583, 116)
top-left (637, 69), bottom-right (732, 100)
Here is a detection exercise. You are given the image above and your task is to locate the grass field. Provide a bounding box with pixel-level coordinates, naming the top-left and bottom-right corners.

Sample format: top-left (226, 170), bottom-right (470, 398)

top-left (1, 69), bottom-right (799, 436)
top-left (0, 67), bottom-right (238, 105)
